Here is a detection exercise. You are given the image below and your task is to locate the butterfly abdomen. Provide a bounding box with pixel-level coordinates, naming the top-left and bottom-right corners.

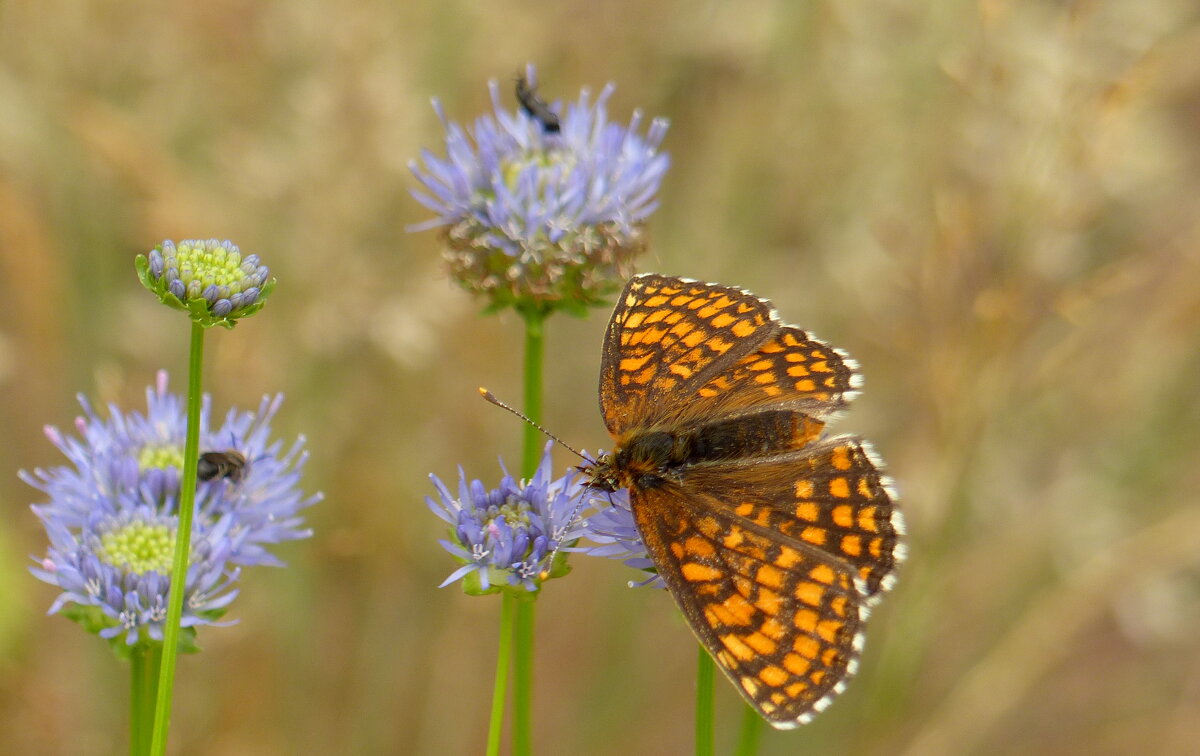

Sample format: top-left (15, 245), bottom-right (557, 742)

top-left (685, 411), bottom-right (824, 462)
top-left (608, 410), bottom-right (826, 489)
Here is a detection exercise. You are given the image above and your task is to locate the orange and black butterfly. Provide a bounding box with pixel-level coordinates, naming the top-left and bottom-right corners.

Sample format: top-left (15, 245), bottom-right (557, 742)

top-left (585, 273), bottom-right (904, 728)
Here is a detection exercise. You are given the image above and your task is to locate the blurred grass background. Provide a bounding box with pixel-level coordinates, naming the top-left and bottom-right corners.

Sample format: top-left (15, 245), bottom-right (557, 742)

top-left (2, 1), bottom-right (1199, 753)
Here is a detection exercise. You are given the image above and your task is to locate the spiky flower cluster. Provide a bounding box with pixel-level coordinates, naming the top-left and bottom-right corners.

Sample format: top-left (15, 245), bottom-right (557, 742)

top-left (427, 444), bottom-right (589, 594)
top-left (574, 483), bottom-right (665, 589)
top-left (23, 372), bottom-right (320, 648)
top-left (136, 239), bottom-right (274, 328)
top-left (409, 65), bottom-right (670, 315)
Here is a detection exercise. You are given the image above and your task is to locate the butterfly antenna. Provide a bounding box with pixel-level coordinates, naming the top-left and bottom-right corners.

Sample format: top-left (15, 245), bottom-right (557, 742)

top-left (478, 388), bottom-right (592, 463)
top-left (537, 477), bottom-right (595, 579)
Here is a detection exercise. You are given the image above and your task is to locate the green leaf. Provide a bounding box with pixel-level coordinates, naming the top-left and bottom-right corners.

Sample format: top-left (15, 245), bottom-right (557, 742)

top-left (542, 547), bottom-right (573, 581)
top-left (59, 604), bottom-right (138, 661)
top-left (175, 627), bottom-right (202, 655)
top-left (61, 603), bottom-right (118, 634)
top-left (461, 567), bottom-right (504, 597)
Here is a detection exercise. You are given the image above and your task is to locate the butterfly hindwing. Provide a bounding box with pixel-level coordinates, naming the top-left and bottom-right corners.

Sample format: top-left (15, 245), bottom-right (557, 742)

top-left (682, 436), bottom-right (904, 602)
top-left (630, 482), bottom-right (866, 727)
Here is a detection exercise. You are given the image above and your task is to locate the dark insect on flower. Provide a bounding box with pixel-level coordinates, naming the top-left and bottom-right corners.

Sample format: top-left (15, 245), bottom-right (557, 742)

top-left (515, 73), bottom-right (560, 133)
top-left (197, 450), bottom-right (248, 483)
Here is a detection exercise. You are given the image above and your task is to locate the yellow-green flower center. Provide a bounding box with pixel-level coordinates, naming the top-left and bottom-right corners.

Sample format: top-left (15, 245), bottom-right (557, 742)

top-left (138, 443), bottom-right (184, 471)
top-left (501, 150), bottom-right (576, 195)
top-left (175, 242), bottom-right (248, 291)
top-left (489, 495), bottom-right (533, 529)
top-left (98, 522), bottom-right (176, 574)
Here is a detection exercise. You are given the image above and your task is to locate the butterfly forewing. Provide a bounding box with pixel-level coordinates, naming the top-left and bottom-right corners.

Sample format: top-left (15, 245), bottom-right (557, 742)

top-left (600, 275), bottom-right (861, 436)
top-left (599, 274), bottom-right (776, 435)
top-left (693, 325), bottom-right (860, 423)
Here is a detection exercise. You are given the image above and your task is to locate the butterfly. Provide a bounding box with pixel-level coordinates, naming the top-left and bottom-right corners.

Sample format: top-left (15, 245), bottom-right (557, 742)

top-left (584, 273), bottom-right (904, 728)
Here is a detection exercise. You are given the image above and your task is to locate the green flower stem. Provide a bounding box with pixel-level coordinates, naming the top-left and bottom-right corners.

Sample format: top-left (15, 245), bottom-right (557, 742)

top-left (138, 648), bottom-right (162, 753)
top-left (696, 645), bottom-right (715, 756)
top-left (146, 648), bottom-right (162, 751)
top-left (486, 593), bottom-right (515, 756)
top-left (130, 644), bottom-right (160, 756)
top-left (735, 702), bottom-right (762, 756)
top-left (130, 648), bottom-right (144, 756)
top-left (513, 598), bottom-right (535, 756)
top-left (520, 309), bottom-right (545, 477)
top-left (150, 321), bottom-right (205, 755)
top-left (513, 308), bottom-right (545, 756)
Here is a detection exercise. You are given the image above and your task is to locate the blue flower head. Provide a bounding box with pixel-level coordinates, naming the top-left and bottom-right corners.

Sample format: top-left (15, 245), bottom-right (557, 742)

top-left (136, 239), bottom-right (275, 328)
top-left (22, 372), bottom-right (321, 651)
top-left (409, 64), bottom-right (670, 315)
top-left (575, 475), bottom-right (664, 590)
top-left (427, 443), bottom-right (588, 595)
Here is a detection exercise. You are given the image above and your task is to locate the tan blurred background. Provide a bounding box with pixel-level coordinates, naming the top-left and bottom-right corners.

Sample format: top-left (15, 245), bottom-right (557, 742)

top-left (2, 1), bottom-right (1199, 754)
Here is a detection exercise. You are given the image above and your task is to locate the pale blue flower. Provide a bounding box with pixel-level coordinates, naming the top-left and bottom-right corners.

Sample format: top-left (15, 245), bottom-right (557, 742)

top-left (575, 483), bottom-right (664, 589)
top-left (409, 64), bottom-right (670, 312)
top-left (22, 371), bottom-right (321, 645)
top-left (428, 443), bottom-right (587, 593)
